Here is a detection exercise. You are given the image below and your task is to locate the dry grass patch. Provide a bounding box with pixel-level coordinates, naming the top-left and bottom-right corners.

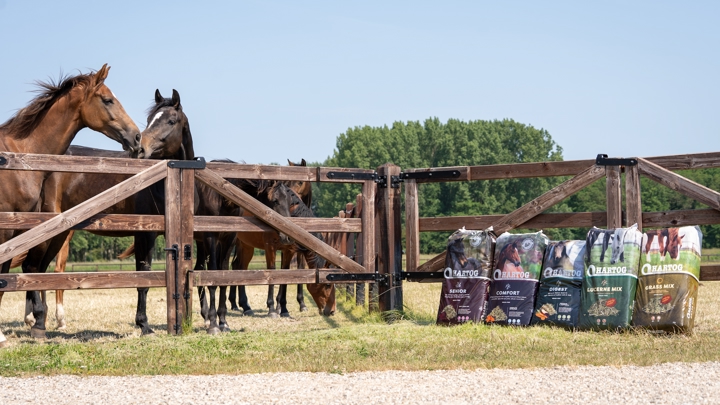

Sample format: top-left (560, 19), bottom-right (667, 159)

top-left (0, 275), bottom-right (719, 376)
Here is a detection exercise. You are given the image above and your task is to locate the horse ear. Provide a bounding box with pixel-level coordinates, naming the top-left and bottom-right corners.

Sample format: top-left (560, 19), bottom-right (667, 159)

top-left (155, 89), bottom-right (163, 104)
top-left (301, 158), bottom-right (307, 166)
top-left (172, 89), bottom-right (181, 109)
top-left (93, 64), bottom-right (109, 87)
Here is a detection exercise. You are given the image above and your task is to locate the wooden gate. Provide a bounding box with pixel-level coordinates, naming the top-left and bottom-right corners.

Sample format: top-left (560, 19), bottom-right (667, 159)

top-left (0, 152), bottom-right (378, 334)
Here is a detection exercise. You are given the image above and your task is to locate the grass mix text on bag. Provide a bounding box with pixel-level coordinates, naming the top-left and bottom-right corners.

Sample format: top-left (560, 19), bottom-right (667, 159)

top-left (633, 226), bottom-right (702, 333)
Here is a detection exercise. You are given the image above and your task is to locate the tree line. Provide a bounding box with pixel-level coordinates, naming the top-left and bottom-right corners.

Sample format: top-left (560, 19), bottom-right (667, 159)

top-left (68, 117), bottom-right (719, 261)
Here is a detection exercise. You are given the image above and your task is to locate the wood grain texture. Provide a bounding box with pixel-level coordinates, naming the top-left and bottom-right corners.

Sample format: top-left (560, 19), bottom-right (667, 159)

top-left (362, 180), bottom-right (376, 274)
top-left (195, 168), bottom-right (365, 273)
top-left (419, 212), bottom-right (609, 232)
top-left (405, 179), bottom-right (420, 271)
top-left (205, 161), bottom-right (317, 181)
top-left (700, 265), bottom-right (720, 281)
top-left (0, 271), bottom-right (165, 292)
top-left (639, 158), bottom-right (720, 211)
top-left (469, 159), bottom-right (595, 180)
top-left (0, 152), bottom-right (154, 174)
top-left (491, 165), bottom-right (606, 234)
top-left (606, 166), bottom-right (622, 229)
top-left (192, 269), bottom-right (358, 286)
top-left (625, 165), bottom-right (643, 231)
top-left (0, 161), bottom-right (167, 264)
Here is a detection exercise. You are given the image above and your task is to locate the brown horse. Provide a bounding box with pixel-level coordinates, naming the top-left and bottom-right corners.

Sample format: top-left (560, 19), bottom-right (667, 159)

top-left (20, 89), bottom-right (193, 336)
top-left (494, 240), bottom-right (522, 273)
top-left (0, 64), bottom-right (141, 346)
top-left (227, 158), bottom-right (314, 315)
top-left (644, 228), bottom-right (684, 262)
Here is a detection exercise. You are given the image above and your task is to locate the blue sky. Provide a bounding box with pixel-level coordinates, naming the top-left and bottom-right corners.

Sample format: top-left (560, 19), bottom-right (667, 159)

top-left (1, 1), bottom-right (718, 165)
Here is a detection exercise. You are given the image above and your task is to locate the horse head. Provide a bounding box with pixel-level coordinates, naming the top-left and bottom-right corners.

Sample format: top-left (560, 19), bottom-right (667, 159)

top-left (138, 89), bottom-right (194, 160)
top-left (610, 229), bottom-right (626, 264)
top-left (264, 181), bottom-right (295, 245)
top-left (497, 240), bottom-right (521, 270)
top-left (666, 228), bottom-right (684, 260)
top-left (287, 158), bottom-right (312, 207)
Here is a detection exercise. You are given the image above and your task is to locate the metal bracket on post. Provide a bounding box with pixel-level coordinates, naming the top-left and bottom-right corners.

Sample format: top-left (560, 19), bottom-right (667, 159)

top-left (325, 171), bottom-right (377, 181)
top-left (164, 244), bottom-right (182, 334)
top-left (595, 154), bottom-right (638, 166)
top-left (0, 156), bottom-right (6, 166)
top-left (0, 279), bottom-right (7, 289)
top-left (168, 157), bottom-right (206, 169)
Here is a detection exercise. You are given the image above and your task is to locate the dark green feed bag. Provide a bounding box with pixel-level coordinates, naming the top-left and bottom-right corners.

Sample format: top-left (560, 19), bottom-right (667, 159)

top-left (580, 225), bottom-right (643, 331)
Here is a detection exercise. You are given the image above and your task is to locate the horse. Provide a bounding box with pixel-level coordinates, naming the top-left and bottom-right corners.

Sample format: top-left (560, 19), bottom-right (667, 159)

top-left (644, 228), bottom-right (684, 262)
top-left (20, 89), bottom-right (193, 336)
top-left (445, 238), bottom-right (482, 271)
top-left (227, 158), bottom-right (313, 315)
top-left (0, 64), bottom-right (141, 346)
top-left (494, 240), bottom-right (522, 273)
top-left (227, 187), bottom-right (336, 318)
top-left (547, 241), bottom-right (573, 270)
top-left (193, 168), bottom-right (300, 333)
top-left (586, 228), bottom-right (615, 263)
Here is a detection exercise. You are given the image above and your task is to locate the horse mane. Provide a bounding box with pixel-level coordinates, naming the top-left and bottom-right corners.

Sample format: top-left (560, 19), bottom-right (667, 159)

top-left (0, 71), bottom-right (96, 139)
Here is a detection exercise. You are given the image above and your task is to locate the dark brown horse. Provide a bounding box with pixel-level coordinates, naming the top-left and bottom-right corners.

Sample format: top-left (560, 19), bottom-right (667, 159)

top-left (193, 167), bottom-right (298, 333)
top-left (0, 64), bottom-right (141, 346)
top-left (227, 158), bottom-right (313, 315)
top-left (228, 187), bottom-right (335, 318)
top-left (20, 89), bottom-right (193, 336)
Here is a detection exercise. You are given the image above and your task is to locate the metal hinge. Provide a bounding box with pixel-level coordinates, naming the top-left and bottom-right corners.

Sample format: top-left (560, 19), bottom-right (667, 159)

top-left (168, 157), bottom-right (206, 169)
top-left (595, 154), bottom-right (638, 166)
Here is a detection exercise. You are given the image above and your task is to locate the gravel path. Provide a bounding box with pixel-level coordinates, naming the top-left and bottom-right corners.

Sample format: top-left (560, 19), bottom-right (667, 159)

top-left (1, 362), bottom-right (719, 404)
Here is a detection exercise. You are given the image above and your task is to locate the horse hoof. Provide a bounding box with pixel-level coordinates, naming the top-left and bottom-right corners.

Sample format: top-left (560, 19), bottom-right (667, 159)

top-left (268, 312), bottom-right (279, 319)
top-left (243, 310), bottom-right (255, 317)
top-left (280, 312), bottom-right (291, 318)
top-left (230, 306), bottom-right (241, 312)
top-left (56, 325), bottom-right (67, 331)
top-left (30, 328), bottom-right (46, 339)
top-left (299, 305), bottom-right (309, 312)
top-left (207, 327), bottom-right (221, 335)
top-left (220, 325), bottom-right (232, 333)
top-left (141, 328), bottom-right (155, 336)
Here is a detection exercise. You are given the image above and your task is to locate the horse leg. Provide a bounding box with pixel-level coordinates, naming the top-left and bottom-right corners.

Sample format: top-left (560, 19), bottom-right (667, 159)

top-left (206, 285), bottom-right (220, 335)
top-left (194, 245), bottom-right (210, 328)
top-left (54, 231), bottom-right (73, 330)
top-left (233, 240), bottom-right (255, 316)
top-left (0, 259), bottom-right (11, 347)
top-left (134, 232), bottom-right (156, 335)
top-left (218, 286), bottom-right (230, 332)
top-left (295, 253), bottom-right (308, 312)
top-left (264, 240), bottom-right (279, 318)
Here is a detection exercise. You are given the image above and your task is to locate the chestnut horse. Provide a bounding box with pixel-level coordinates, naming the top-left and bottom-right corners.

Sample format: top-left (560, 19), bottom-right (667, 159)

top-left (0, 64), bottom-right (141, 346)
top-left (644, 228), bottom-right (684, 262)
top-left (494, 240), bottom-right (522, 273)
top-left (21, 89), bottom-right (193, 336)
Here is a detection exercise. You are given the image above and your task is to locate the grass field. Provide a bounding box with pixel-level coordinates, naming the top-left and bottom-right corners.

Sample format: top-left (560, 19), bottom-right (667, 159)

top-left (0, 254), bottom-right (719, 376)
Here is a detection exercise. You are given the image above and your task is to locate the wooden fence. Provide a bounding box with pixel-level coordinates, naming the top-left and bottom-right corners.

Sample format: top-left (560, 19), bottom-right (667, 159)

top-left (1, 151), bottom-right (719, 335)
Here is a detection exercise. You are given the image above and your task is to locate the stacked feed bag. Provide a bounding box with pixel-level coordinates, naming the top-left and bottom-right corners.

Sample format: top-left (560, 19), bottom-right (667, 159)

top-left (580, 224), bottom-right (643, 331)
top-left (437, 228), bottom-right (496, 325)
top-left (531, 240), bottom-right (586, 329)
top-left (486, 231), bottom-right (548, 326)
top-left (633, 226), bottom-right (702, 333)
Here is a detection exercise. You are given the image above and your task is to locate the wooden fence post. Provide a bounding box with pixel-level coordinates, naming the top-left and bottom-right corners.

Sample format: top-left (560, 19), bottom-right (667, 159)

top-left (164, 165), bottom-right (195, 335)
top-left (405, 178), bottom-right (420, 273)
top-left (354, 193), bottom-right (366, 307)
top-left (625, 164), bottom-right (642, 231)
top-left (376, 163), bottom-right (403, 312)
top-left (606, 165), bottom-right (622, 228)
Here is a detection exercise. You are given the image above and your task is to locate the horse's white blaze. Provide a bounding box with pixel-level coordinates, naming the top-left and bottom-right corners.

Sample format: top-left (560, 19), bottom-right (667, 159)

top-left (148, 111), bottom-right (164, 129)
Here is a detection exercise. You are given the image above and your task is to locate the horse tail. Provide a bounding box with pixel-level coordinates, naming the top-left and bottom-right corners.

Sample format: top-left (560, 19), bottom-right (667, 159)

top-left (118, 244), bottom-right (135, 259)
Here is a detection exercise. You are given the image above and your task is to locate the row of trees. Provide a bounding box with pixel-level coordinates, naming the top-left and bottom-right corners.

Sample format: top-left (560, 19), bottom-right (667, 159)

top-left (67, 117), bottom-right (719, 261)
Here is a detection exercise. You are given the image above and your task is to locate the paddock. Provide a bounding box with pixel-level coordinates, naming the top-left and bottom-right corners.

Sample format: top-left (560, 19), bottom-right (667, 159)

top-left (0, 151), bottom-right (719, 337)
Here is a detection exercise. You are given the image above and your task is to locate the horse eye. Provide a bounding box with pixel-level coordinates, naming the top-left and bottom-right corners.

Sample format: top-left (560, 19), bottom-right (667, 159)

top-left (102, 98), bottom-right (114, 105)
top-left (168, 120), bottom-right (176, 125)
